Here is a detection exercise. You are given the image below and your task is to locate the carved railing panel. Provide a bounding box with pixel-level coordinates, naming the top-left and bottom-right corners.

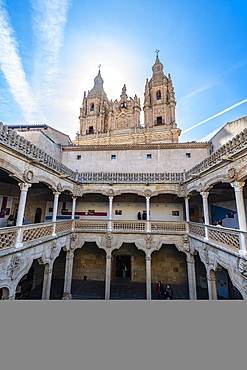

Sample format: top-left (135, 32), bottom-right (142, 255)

top-left (151, 221), bottom-right (187, 232)
top-left (208, 227), bottom-right (240, 249)
top-left (0, 228), bottom-right (17, 249)
top-left (188, 223), bottom-right (206, 237)
top-left (74, 220), bottom-right (108, 231)
top-left (55, 221), bottom-right (73, 234)
top-left (113, 221), bottom-right (146, 231)
top-left (22, 225), bottom-right (53, 243)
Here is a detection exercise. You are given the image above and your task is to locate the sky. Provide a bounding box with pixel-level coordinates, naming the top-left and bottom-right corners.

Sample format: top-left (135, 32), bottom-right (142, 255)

top-left (0, 0), bottom-right (247, 142)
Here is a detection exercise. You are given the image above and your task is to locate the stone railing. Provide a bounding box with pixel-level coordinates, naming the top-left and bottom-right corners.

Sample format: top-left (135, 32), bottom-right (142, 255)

top-left (78, 172), bottom-right (184, 183)
top-left (188, 222), bottom-right (242, 250)
top-left (0, 227), bottom-right (18, 250)
top-left (185, 128), bottom-right (247, 180)
top-left (74, 220), bottom-right (108, 231)
top-left (150, 221), bottom-right (187, 233)
top-left (113, 221), bottom-right (146, 231)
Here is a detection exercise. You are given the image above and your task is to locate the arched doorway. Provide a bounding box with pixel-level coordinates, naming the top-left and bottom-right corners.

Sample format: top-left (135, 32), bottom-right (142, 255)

top-left (216, 267), bottom-right (243, 300)
top-left (0, 287), bottom-right (10, 300)
top-left (34, 207), bottom-right (42, 223)
top-left (15, 259), bottom-right (45, 299)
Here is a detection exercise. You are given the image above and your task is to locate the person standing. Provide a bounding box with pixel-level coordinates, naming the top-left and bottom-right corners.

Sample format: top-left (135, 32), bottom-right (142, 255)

top-left (137, 212), bottom-right (142, 220)
top-left (156, 280), bottom-right (164, 299)
top-left (164, 284), bottom-right (173, 300)
top-left (6, 215), bottom-right (14, 227)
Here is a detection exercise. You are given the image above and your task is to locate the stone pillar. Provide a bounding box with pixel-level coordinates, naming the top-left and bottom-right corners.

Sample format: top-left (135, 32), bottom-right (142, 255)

top-left (207, 270), bottom-right (217, 300)
top-left (231, 182), bottom-right (246, 231)
top-left (16, 183), bottom-right (31, 227)
top-left (42, 264), bottom-right (53, 300)
top-left (52, 192), bottom-right (60, 222)
top-left (146, 256), bottom-right (152, 300)
top-left (62, 250), bottom-right (74, 300)
top-left (146, 197), bottom-right (150, 232)
top-left (186, 254), bottom-right (197, 300)
top-left (108, 196), bottom-right (113, 231)
top-left (71, 196), bottom-right (77, 220)
top-left (200, 191), bottom-right (209, 239)
top-left (184, 196), bottom-right (190, 222)
top-left (105, 255), bottom-right (112, 300)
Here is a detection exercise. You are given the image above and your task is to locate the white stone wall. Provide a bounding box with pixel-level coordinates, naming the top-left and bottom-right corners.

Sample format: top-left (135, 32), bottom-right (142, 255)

top-left (62, 147), bottom-right (209, 173)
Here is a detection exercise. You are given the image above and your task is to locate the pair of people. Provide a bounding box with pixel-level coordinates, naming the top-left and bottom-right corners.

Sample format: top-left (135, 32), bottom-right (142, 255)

top-left (156, 281), bottom-right (173, 300)
top-left (214, 220), bottom-right (222, 226)
top-left (137, 211), bottom-right (147, 220)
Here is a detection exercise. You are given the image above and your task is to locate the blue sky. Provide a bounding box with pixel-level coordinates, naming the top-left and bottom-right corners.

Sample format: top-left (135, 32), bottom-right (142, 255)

top-left (0, 0), bottom-right (247, 141)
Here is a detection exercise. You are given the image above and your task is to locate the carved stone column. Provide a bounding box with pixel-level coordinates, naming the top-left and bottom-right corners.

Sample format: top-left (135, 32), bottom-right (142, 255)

top-left (207, 270), bottom-right (217, 300)
top-left (200, 191), bottom-right (209, 239)
top-left (108, 196), bottom-right (113, 232)
top-left (52, 192), bottom-right (60, 222)
top-left (62, 250), bottom-right (74, 300)
top-left (146, 197), bottom-right (150, 232)
top-left (186, 254), bottom-right (197, 300)
top-left (146, 256), bottom-right (152, 300)
top-left (71, 196), bottom-right (77, 220)
top-left (184, 196), bottom-right (190, 222)
top-left (16, 183), bottom-right (31, 227)
top-left (42, 264), bottom-right (53, 300)
top-left (231, 182), bottom-right (246, 231)
top-left (105, 255), bottom-right (112, 300)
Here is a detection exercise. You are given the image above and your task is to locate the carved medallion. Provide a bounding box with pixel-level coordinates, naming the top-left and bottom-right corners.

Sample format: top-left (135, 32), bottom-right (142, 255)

top-left (107, 188), bottom-right (115, 196)
top-left (226, 168), bottom-right (237, 182)
top-left (23, 170), bottom-right (34, 183)
top-left (105, 231), bottom-right (113, 248)
top-left (144, 189), bottom-right (152, 197)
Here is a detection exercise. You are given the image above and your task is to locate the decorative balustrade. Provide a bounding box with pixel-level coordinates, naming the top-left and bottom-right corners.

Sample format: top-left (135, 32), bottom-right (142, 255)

top-left (74, 220), bottom-right (108, 231)
top-left (0, 227), bottom-right (17, 250)
top-left (77, 172), bottom-right (184, 183)
top-left (113, 221), bottom-right (146, 231)
top-left (22, 224), bottom-right (53, 243)
top-left (55, 220), bottom-right (73, 234)
top-left (150, 221), bottom-right (187, 233)
top-left (207, 226), bottom-right (240, 250)
top-left (188, 222), bottom-right (206, 237)
top-left (185, 128), bottom-right (247, 179)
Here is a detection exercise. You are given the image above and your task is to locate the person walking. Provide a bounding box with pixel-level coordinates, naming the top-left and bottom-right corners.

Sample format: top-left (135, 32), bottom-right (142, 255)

top-left (164, 284), bottom-right (173, 300)
top-left (156, 280), bottom-right (164, 299)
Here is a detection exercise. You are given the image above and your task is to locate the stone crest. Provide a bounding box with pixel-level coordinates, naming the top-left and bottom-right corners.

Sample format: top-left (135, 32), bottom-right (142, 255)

top-left (70, 233), bottom-right (78, 250)
top-left (202, 243), bottom-right (209, 264)
top-left (23, 170), bottom-right (34, 183)
top-left (144, 189), bottom-right (152, 197)
top-left (57, 182), bottom-right (63, 192)
top-left (145, 234), bottom-right (153, 249)
top-left (107, 188), bottom-right (115, 196)
top-left (183, 235), bottom-right (190, 252)
top-left (178, 184), bottom-right (187, 198)
top-left (226, 168), bottom-right (237, 182)
top-left (50, 240), bottom-right (59, 260)
top-left (198, 183), bottom-right (203, 192)
top-left (73, 185), bottom-right (83, 197)
top-left (7, 253), bottom-right (24, 280)
top-left (238, 258), bottom-right (247, 278)
top-left (105, 231), bottom-right (113, 248)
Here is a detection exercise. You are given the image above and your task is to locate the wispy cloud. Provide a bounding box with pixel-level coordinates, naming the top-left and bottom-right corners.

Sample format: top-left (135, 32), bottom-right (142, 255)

top-left (181, 98), bottom-right (247, 135)
top-left (31, 0), bottom-right (72, 95)
top-left (0, 0), bottom-right (46, 122)
top-left (198, 128), bottom-right (221, 142)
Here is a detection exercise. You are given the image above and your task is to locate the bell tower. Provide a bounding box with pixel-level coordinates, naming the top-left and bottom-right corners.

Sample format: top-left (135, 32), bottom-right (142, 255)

top-left (143, 52), bottom-right (180, 142)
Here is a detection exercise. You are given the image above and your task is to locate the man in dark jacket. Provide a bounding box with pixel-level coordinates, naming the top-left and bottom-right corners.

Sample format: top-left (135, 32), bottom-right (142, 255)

top-left (164, 284), bottom-right (173, 300)
top-left (156, 280), bottom-right (164, 299)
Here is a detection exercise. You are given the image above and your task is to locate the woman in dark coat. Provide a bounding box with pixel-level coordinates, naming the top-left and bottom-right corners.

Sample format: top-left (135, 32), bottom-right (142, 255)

top-left (156, 280), bottom-right (164, 299)
top-left (164, 284), bottom-right (173, 300)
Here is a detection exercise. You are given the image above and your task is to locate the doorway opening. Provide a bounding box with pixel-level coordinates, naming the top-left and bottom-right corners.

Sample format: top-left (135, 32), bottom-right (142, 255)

top-left (115, 255), bottom-right (131, 278)
top-left (34, 207), bottom-right (42, 223)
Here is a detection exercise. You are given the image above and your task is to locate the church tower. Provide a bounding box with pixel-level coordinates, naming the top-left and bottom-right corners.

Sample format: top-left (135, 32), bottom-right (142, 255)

top-left (79, 69), bottom-right (109, 136)
top-left (143, 54), bottom-right (180, 142)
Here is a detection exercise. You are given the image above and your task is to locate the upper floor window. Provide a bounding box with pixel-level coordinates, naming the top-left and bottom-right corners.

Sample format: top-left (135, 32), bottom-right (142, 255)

top-left (111, 155), bottom-right (116, 159)
top-left (91, 103), bottom-right (94, 111)
top-left (121, 102), bottom-right (126, 108)
top-left (147, 154), bottom-right (152, 159)
top-left (156, 116), bottom-right (162, 125)
top-left (157, 66), bottom-right (160, 71)
top-left (77, 155), bottom-right (81, 160)
top-left (156, 91), bottom-right (161, 100)
top-left (186, 153), bottom-right (191, 158)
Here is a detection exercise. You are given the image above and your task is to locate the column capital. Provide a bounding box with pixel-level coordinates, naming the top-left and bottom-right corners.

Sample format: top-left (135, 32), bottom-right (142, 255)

top-left (184, 196), bottom-right (190, 201)
top-left (18, 182), bottom-right (31, 192)
top-left (53, 191), bottom-right (60, 197)
top-left (206, 274), bottom-right (216, 281)
top-left (106, 255), bottom-right (112, 260)
top-left (186, 253), bottom-right (195, 264)
top-left (44, 267), bottom-right (52, 275)
top-left (231, 181), bottom-right (245, 192)
top-left (145, 256), bottom-right (151, 261)
top-left (200, 191), bottom-right (209, 198)
top-left (108, 196), bottom-right (114, 201)
top-left (66, 250), bottom-right (74, 259)
top-left (72, 196), bottom-right (77, 200)
top-left (145, 196), bottom-right (150, 201)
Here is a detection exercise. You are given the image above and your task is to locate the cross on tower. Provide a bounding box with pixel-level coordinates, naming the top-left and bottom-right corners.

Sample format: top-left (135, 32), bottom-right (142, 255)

top-left (98, 64), bottom-right (102, 71)
top-left (155, 49), bottom-right (160, 57)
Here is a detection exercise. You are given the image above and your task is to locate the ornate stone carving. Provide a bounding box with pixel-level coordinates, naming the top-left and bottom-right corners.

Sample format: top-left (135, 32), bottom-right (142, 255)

top-left (198, 183), bottom-right (203, 192)
top-left (57, 183), bottom-right (63, 192)
top-left (50, 240), bottom-right (59, 260)
top-left (183, 235), bottom-right (190, 252)
top-left (7, 253), bottom-right (24, 280)
top-left (178, 184), bottom-right (187, 198)
top-left (70, 233), bottom-right (78, 250)
top-left (238, 258), bottom-right (247, 278)
top-left (23, 170), bottom-right (34, 183)
top-left (243, 280), bottom-right (247, 293)
top-left (226, 168), bottom-right (237, 182)
top-left (144, 189), bottom-right (152, 197)
top-left (105, 231), bottom-right (113, 248)
top-left (107, 188), bottom-right (115, 196)
top-left (202, 243), bottom-right (209, 264)
top-left (145, 234), bottom-right (154, 249)
top-left (73, 185), bottom-right (83, 197)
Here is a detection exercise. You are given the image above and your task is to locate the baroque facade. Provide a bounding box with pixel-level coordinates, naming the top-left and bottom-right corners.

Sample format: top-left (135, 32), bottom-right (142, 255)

top-left (0, 56), bottom-right (247, 300)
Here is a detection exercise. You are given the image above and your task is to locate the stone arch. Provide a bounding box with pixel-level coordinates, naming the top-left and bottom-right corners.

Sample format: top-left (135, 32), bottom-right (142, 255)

top-left (35, 175), bottom-right (58, 191)
top-left (0, 158), bottom-right (23, 182)
top-left (203, 175), bottom-right (228, 191)
top-left (151, 189), bottom-right (179, 197)
top-left (237, 164), bottom-right (247, 182)
top-left (187, 184), bottom-right (201, 194)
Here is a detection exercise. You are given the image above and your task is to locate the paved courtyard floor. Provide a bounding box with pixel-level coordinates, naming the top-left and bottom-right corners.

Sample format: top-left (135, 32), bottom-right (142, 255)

top-left (23, 277), bottom-right (209, 300)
